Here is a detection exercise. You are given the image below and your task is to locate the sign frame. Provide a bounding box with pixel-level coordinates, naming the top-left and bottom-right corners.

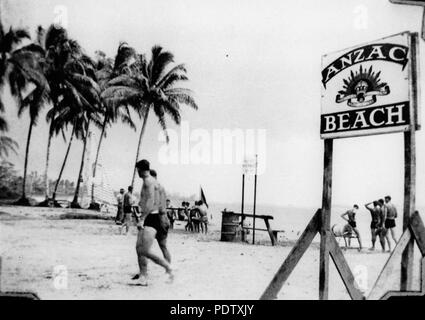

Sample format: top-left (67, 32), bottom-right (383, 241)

top-left (320, 31), bottom-right (420, 139)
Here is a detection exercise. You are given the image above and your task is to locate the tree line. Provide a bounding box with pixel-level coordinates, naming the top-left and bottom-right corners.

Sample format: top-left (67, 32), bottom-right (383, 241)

top-left (0, 161), bottom-right (75, 199)
top-left (0, 19), bottom-right (198, 208)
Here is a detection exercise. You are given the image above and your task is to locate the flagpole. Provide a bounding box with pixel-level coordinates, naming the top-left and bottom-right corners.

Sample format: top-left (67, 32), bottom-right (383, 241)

top-left (252, 154), bottom-right (258, 245)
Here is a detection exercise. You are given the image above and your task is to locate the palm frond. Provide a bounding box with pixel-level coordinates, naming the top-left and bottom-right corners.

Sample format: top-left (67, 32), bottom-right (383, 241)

top-left (156, 63), bottom-right (186, 87)
top-left (0, 116), bottom-right (8, 132)
top-left (0, 135), bottom-right (19, 158)
top-left (149, 45), bottom-right (174, 85)
top-left (168, 91), bottom-right (198, 110)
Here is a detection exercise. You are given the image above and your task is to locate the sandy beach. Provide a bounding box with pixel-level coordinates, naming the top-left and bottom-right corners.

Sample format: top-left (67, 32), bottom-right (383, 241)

top-left (1, 204), bottom-right (421, 300)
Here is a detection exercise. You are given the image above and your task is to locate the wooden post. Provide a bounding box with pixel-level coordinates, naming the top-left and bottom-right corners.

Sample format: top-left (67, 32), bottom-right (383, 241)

top-left (260, 210), bottom-right (321, 300)
top-left (401, 32), bottom-right (418, 292)
top-left (264, 218), bottom-right (276, 246)
top-left (401, 129), bottom-right (415, 291)
top-left (319, 139), bottom-right (333, 300)
top-left (241, 174), bottom-right (246, 241)
top-left (252, 154), bottom-right (258, 245)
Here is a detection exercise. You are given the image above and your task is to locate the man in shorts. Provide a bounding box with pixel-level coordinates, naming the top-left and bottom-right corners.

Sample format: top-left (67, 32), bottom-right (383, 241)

top-left (150, 169), bottom-right (171, 264)
top-left (197, 200), bottom-right (209, 234)
top-left (166, 199), bottom-right (175, 229)
top-left (341, 204), bottom-right (363, 250)
top-left (121, 186), bottom-right (134, 235)
top-left (365, 200), bottom-right (385, 251)
top-left (115, 188), bottom-right (125, 224)
top-left (383, 195), bottom-right (398, 252)
top-left (132, 160), bottom-right (173, 286)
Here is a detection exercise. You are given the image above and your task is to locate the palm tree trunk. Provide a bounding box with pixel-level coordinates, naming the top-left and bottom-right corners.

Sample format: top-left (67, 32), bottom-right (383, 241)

top-left (43, 126), bottom-right (53, 199)
top-left (52, 127), bottom-right (75, 202)
top-left (19, 120), bottom-right (34, 204)
top-left (90, 116), bottom-right (107, 205)
top-left (71, 120), bottom-right (90, 208)
top-left (131, 107), bottom-right (150, 188)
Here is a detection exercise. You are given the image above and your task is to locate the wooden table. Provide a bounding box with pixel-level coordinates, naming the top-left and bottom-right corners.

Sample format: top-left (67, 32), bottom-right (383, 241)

top-left (230, 212), bottom-right (278, 245)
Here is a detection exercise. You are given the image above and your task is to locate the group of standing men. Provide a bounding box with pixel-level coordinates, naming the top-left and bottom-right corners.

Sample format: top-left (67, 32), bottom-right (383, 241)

top-left (341, 195), bottom-right (398, 252)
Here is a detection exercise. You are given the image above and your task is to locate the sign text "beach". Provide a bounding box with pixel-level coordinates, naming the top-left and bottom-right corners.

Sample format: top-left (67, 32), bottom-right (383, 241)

top-left (321, 102), bottom-right (409, 134)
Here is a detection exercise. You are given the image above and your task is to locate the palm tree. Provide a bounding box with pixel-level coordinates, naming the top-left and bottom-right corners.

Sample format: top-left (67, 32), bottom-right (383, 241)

top-left (88, 47), bottom-right (136, 208)
top-left (6, 28), bottom-right (50, 205)
top-left (105, 45), bottom-right (198, 188)
top-left (27, 24), bottom-right (102, 207)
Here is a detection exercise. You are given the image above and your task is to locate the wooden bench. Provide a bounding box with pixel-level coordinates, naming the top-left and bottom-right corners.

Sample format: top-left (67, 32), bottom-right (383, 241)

top-left (230, 212), bottom-right (281, 246)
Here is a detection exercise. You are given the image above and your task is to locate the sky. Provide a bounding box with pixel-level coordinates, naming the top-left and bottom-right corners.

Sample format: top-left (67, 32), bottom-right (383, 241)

top-left (1, 0), bottom-right (425, 209)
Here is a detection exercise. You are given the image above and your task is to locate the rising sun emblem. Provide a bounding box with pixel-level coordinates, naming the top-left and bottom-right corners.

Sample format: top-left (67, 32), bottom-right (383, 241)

top-left (335, 65), bottom-right (390, 108)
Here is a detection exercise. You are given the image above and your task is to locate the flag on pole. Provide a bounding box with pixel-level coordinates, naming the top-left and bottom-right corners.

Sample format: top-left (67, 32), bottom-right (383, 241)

top-left (200, 186), bottom-right (209, 208)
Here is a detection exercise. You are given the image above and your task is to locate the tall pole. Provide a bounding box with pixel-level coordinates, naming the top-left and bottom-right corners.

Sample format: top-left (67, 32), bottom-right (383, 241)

top-left (252, 154), bottom-right (258, 245)
top-left (401, 32), bottom-right (418, 291)
top-left (319, 139), bottom-right (333, 300)
top-left (241, 173), bottom-right (246, 241)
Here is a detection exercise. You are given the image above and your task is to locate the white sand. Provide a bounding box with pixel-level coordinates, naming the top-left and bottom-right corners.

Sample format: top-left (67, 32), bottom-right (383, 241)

top-left (0, 205), bottom-right (421, 300)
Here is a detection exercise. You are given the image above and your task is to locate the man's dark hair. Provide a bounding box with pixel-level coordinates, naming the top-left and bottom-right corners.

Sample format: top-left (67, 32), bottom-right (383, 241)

top-left (378, 198), bottom-right (384, 205)
top-left (150, 169), bottom-right (157, 178)
top-left (135, 159), bottom-right (150, 171)
top-left (373, 201), bottom-right (379, 206)
top-left (128, 186), bottom-right (133, 192)
top-left (385, 195), bottom-right (391, 201)
top-left (353, 204), bottom-right (359, 209)
top-left (166, 199), bottom-right (171, 202)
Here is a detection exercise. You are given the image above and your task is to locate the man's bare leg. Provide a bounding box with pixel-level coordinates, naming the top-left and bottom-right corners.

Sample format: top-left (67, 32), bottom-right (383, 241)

top-left (379, 233), bottom-right (386, 252)
top-left (369, 229), bottom-right (376, 250)
top-left (135, 227), bottom-right (172, 284)
top-left (157, 237), bottom-right (171, 264)
top-left (353, 228), bottom-right (362, 250)
top-left (385, 232), bottom-right (392, 252)
top-left (390, 228), bottom-right (397, 243)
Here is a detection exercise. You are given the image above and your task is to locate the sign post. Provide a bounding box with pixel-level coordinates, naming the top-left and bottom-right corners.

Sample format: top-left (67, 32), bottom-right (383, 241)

top-left (241, 173), bottom-right (246, 241)
top-left (252, 154), bottom-right (258, 245)
top-left (242, 156), bottom-right (258, 244)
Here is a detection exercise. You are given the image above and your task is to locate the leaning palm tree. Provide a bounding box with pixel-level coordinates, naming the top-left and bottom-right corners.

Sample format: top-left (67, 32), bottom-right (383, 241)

top-left (58, 49), bottom-right (102, 208)
top-left (8, 84), bottom-right (49, 204)
top-left (7, 31), bottom-right (50, 205)
top-left (88, 47), bottom-right (136, 208)
top-left (105, 45), bottom-right (198, 187)
top-left (29, 24), bottom-right (102, 207)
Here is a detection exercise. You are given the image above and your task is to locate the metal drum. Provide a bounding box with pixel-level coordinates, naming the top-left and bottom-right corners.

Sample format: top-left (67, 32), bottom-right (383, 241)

top-left (220, 211), bottom-right (240, 241)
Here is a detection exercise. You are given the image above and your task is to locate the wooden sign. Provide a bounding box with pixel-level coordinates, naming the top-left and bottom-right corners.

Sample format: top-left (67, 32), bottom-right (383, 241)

top-left (321, 32), bottom-right (419, 139)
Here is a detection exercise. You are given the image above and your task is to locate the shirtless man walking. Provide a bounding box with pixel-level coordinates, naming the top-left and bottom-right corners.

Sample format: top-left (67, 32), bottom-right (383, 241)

top-left (150, 169), bottom-right (171, 264)
top-left (132, 160), bottom-right (173, 286)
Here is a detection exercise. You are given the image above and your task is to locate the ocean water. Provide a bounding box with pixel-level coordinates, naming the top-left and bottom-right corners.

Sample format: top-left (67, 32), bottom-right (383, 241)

top-left (205, 201), bottom-right (423, 244)
top-left (29, 194), bottom-right (424, 245)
